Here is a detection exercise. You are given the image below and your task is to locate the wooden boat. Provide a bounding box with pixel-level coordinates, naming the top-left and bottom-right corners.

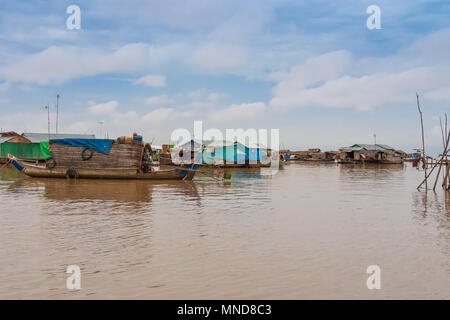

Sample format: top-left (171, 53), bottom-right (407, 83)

top-left (9, 159), bottom-right (197, 180)
top-left (7, 139), bottom-right (198, 180)
top-left (404, 152), bottom-right (421, 162)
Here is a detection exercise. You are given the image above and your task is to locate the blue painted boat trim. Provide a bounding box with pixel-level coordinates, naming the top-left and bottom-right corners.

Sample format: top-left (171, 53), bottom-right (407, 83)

top-left (11, 159), bottom-right (24, 172)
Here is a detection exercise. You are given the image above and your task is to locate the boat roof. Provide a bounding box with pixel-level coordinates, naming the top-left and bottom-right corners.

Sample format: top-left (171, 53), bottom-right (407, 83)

top-left (204, 140), bottom-right (235, 147)
top-left (22, 133), bottom-right (95, 143)
top-left (0, 136), bottom-right (14, 144)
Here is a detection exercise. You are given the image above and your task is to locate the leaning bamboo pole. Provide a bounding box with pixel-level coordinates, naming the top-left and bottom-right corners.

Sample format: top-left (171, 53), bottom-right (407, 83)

top-left (443, 114), bottom-right (449, 189)
top-left (417, 130), bottom-right (450, 190)
top-left (433, 117), bottom-right (446, 190)
top-left (443, 153), bottom-right (450, 190)
top-left (416, 93), bottom-right (427, 190)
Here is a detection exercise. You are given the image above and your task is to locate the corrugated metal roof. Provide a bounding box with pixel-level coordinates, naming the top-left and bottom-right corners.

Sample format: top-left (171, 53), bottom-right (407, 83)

top-left (0, 136), bottom-right (14, 144)
top-left (22, 133), bottom-right (95, 143)
top-left (349, 144), bottom-right (396, 151)
top-left (173, 139), bottom-right (203, 148)
top-left (246, 142), bottom-right (268, 149)
top-left (204, 140), bottom-right (235, 147)
top-left (341, 144), bottom-right (400, 153)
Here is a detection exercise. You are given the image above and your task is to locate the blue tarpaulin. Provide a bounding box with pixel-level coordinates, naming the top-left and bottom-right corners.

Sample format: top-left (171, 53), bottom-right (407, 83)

top-left (51, 139), bottom-right (114, 154)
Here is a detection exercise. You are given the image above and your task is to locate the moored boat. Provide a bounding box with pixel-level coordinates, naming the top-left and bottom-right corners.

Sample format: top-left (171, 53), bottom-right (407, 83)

top-left (9, 157), bottom-right (197, 180)
top-left (7, 137), bottom-right (198, 180)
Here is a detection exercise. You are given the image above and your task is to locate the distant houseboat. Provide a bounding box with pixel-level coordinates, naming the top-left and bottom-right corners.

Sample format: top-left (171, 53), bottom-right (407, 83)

top-left (337, 144), bottom-right (405, 164)
top-left (404, 151), bottom-right (421, 162)
top-left (281, 148), bottom-right (337, 162)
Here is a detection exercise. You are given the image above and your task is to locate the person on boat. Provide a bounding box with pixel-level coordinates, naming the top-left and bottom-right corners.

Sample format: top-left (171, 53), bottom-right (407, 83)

top-left (142, 143), bottom-right (153, 173)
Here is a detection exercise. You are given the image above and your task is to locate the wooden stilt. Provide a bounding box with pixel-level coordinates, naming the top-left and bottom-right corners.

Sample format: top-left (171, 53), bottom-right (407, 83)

top-left (417, 130), bottom-right (450, 190)
top-left (443, 114), bottom-right (449, 189)
top-left (416, 93), bottom-right (427, 190)
top-left (433, 117), bottom-right (446, 190)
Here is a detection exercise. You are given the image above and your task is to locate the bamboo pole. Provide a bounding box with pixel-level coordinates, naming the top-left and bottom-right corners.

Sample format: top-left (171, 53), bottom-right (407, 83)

top-left (417, 130), bottom-right (450, 190)
top-left (433, 117), bottom-right (446, 190)
top-left (416, 93), bottom-right (427, 189)
top-left (443, 155), bottom-right (449, 189)
top-left (443, 114), bottom-right (449, 189)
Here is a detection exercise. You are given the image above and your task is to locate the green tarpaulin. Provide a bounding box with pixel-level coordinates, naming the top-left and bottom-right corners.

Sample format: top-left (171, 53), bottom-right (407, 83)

top-left (39, 141), bottom-right (52, 159)
top-left (0, 142), bottom-right (47, 159)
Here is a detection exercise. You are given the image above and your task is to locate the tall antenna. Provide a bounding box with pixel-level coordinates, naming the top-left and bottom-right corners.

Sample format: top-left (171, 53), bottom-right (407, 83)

top-left (56, 94), bottom-right (60, 134)
top-left (98, 121), bottom-right (104, 139)
top-left (373, 133), bottom-right (376, 147)
top-left (43, 104), bottom-right (50, 140)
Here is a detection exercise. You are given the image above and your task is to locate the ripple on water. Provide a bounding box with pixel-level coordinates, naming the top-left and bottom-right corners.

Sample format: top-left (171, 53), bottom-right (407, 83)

top-left (0, 164), bottom-right (449, 299)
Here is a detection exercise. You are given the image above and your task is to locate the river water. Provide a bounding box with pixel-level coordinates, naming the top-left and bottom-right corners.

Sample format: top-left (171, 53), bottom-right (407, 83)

top-left (0, 162), bottom-right (449, 299)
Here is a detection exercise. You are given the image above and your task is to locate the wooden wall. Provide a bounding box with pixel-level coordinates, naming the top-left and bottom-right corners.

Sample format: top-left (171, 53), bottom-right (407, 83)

top-left (5, 136), bottom-right (31, 143)
top-left (49, 142), bottom-right (143, 169)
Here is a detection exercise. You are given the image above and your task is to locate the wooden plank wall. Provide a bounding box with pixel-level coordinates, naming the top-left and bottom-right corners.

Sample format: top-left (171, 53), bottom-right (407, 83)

top-left (49, 142), bottom-right (143, 169)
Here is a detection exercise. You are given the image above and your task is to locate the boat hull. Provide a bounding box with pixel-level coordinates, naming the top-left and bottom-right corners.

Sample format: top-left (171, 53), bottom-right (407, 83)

top-left (10, 158), bottom-right (198, 180)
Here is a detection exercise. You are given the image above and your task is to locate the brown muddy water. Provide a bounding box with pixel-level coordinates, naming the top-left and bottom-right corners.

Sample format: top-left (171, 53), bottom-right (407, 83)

top-left (0, 163), bottom-right (449, 299)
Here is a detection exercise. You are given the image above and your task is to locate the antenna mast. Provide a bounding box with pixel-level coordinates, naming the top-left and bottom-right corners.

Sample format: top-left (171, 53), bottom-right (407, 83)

top-left (56, 94), bottom-right (60, 134)
top-left (44, 104), bottom-right (50, 140)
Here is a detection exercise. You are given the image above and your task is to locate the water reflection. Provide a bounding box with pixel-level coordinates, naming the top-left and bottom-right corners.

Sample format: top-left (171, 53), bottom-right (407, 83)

top-left (1, 164), bottom-right (450, 299)
top-left (6, 176), bottom-right (201, 205)
top-left (0, 165), bottom-right (26, 181)
top-left (412, 190), bottom-right (450, 221)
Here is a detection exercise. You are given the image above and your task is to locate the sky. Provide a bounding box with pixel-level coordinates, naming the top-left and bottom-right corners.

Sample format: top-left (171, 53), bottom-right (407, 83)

top-left (0, 0), bottom-right (449, 154)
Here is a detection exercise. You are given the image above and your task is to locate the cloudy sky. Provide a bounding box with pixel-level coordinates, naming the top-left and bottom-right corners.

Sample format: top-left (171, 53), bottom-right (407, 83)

top-left (0, 0), bottom-right (449, 154)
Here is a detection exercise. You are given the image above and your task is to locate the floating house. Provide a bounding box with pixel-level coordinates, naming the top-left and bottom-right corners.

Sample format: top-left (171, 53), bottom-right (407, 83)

top-left (170, 139), bottom-right (204, 165)
top-left (281, 148), bottom-right (336, 161)
top-left (170, 139), bottom-right (272, 167)
top-left (203, 140), bottom-right (271, 167)
top-left (0, 132), bottom-right (33, 163)
top-left (337, 144), bottom-right (405, 164)
top-left (0, 132), bottom-right (95, 164)
top-left (404, 150), bottom-right (422, 162)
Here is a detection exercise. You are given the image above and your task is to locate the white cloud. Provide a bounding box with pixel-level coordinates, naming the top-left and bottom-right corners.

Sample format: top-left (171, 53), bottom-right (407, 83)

top-left (184, 89), bottom-right (227, 109)
top-left (207, 92), bottom-right (227, 102)
top-left (272, 66), bottom-right (450, 111)
top-left (189, 43), bottom-right (248, 71)
top-left (190, 101), bottom-right (215, 109)
top-left (270, 32), bottom-right (450, 111)
top-left (141, 108), bottom-right (175, 124)
top-left (425, 87), bottom-right (450, 102)
top-left (209, 102), bottom-right (266, 123)
top-left (144, 94), bottom-right (174, 106)
top-left (88, 101), bottom-right (119, 115)
top-left (0, 43), bottom-right (157, 85)
top-left (187, 89), bottom-right (207, 100)
top-left (133, 74), bottom-right (166, 87)
top-left (431, 125), bottom-right (444, 139)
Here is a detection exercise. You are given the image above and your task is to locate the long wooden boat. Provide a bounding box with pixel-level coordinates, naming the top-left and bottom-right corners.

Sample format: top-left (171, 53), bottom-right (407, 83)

top-left (9, 158), bottom-right (197, 180)
top-left (7, 139), bottom-right (198, 180)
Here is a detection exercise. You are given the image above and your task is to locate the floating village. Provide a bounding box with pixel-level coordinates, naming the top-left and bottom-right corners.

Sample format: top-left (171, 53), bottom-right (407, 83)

top-left (0, 96), bottom-right (449, 190)
top-left (0, 128), bottom-right (448, 190)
